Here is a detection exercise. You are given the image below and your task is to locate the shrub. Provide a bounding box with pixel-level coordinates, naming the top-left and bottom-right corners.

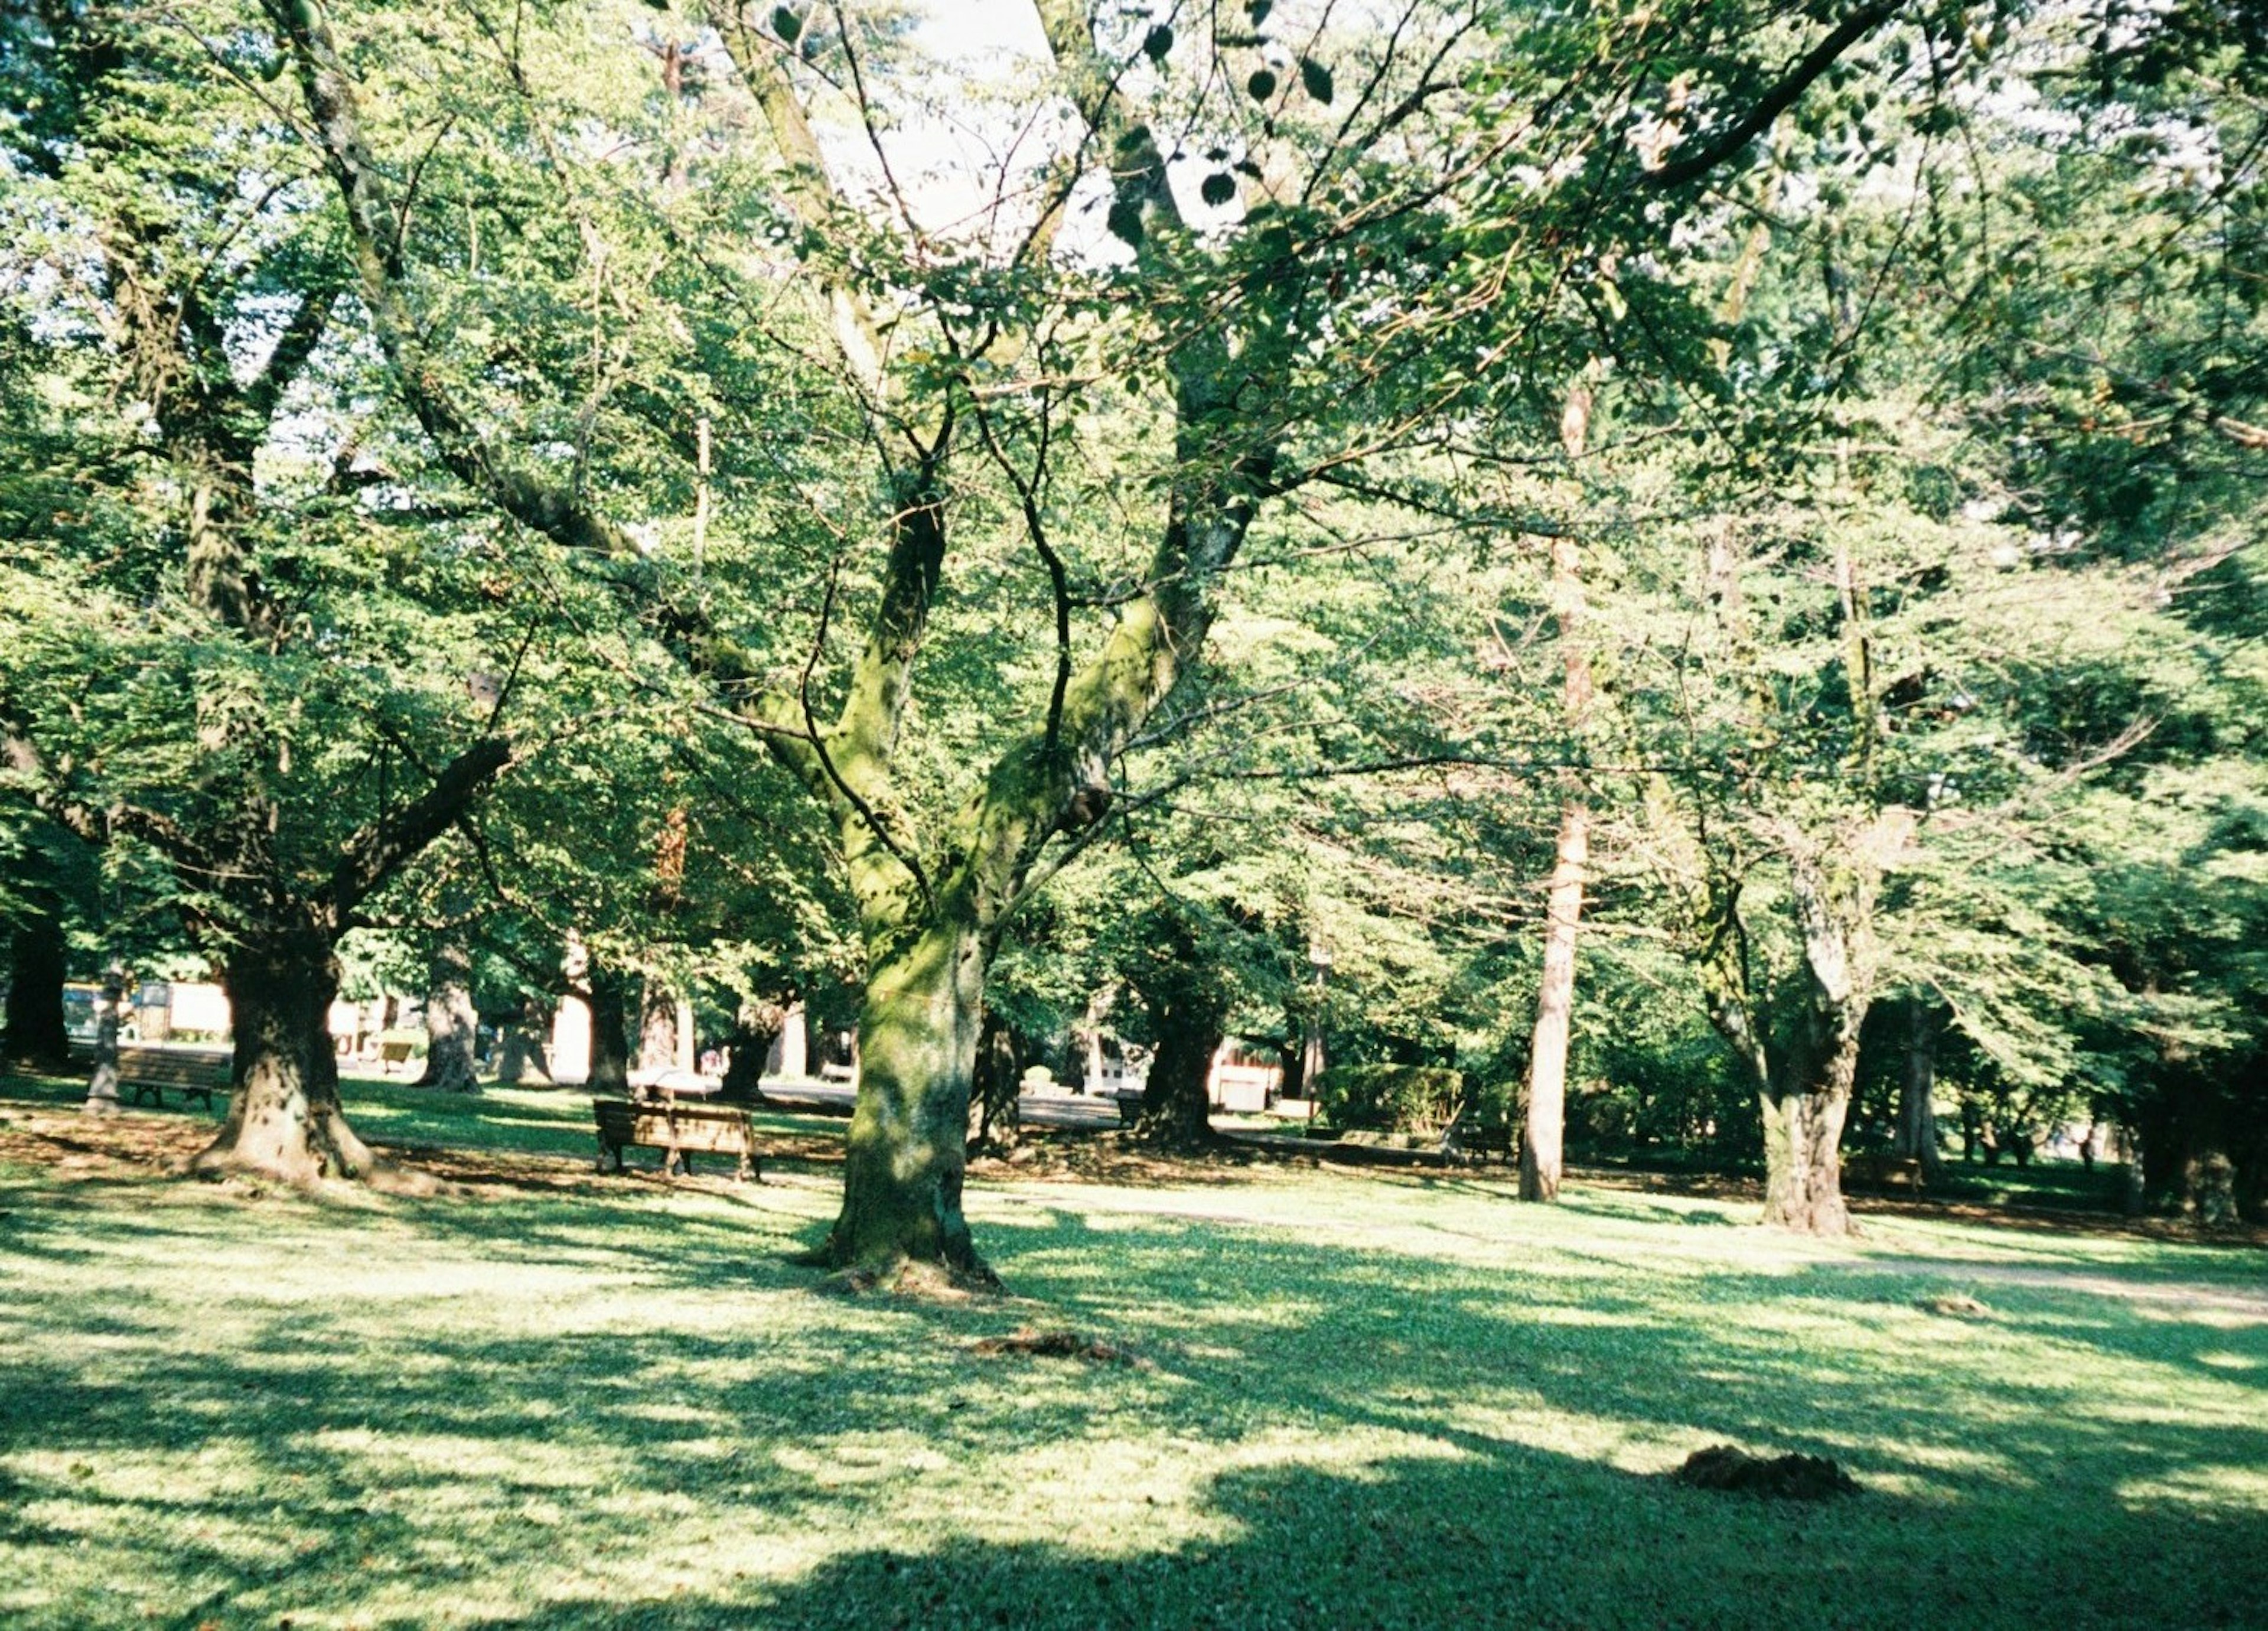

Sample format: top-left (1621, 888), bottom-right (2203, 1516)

top-left (1315, 1064), bottom-right (1467, 1135)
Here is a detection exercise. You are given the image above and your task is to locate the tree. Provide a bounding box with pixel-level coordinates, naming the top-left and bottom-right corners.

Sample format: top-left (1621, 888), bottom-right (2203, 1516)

top-left (0, 2), bottom-right (550, 1184)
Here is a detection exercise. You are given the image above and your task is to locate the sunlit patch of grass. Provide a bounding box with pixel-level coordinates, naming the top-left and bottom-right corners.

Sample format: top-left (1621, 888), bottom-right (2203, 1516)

top-left (1, 1112), bottom-right (2264, 1628)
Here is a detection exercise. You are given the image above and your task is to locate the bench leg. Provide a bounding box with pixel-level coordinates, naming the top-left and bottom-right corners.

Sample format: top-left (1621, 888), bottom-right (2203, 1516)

top-left (735, 1147), bottom-right (753, 1183)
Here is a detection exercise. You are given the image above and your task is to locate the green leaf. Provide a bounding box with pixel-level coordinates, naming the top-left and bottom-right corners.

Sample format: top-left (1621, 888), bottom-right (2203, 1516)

top-left (1247, 0), bottom-right (1273, 24)
top-left (1247, 69), bottom-right (1278, 102)
top-left (1299, 57), bottom-right (1334, 105)
top-left (1200, 172), bottom-right (1237, 209)
top-left (1143, 24), bottom-right (1174, 63)
top-left (771, 6), bottom-right (802, 44)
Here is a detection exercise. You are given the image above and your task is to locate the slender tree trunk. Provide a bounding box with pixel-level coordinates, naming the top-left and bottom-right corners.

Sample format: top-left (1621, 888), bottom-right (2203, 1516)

top-left (1139, 1002), bottom-right (1224, 1148)
top-left (83, 963), bottom-right (124, 1116)
top-left (4, 911), bottom-right (71, 1072)
top-left (193, 923), bottom-right (382, 1184)
top-left (823, 920), bottom-right (989, 1278)
top-left (1521, 383), bottom-right (1595, 1203)
top-left (1892, 995), bottom-right (1945, 1183)
top-left (1521, 800), bottom-right (1588, 1202)
top-left (415, 937), bottom-right (480, 1093)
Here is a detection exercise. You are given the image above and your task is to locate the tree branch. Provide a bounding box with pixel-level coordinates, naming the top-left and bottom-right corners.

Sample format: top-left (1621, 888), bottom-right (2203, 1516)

top-left (1641, 4), bottom-right (1897, 191)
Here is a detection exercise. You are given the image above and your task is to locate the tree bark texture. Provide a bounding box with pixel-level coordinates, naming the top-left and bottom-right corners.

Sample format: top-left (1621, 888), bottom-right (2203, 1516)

top-left (193, 924), bottom-right (378, 1184)
top-left (825, 922), bottom-right (988, 1277)
top-left (416, 937), bottom-right (480, 1092)
top-left (4, 911), bottom-right (71, 1072)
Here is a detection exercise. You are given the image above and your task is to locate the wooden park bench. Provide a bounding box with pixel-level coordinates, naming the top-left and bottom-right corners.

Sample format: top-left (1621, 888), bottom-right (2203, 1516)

top-left (116, 1046), bottom-right (230, 1111)
top-left (1113, 1089), bottom-right (1146, 1127)
top-left (1459, 1122), bottom-right (1517, 1165)
top-left (376, 1038), bottom-right (419, 1073)
top-left (1843, 1151), bottom-right (1927, 1194)
top-left (592, 1097), bottom-right (760, 1181)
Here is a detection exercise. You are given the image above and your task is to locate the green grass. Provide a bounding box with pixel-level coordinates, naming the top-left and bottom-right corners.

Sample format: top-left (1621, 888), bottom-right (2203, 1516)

top-left (1, 1083), bottom-right (2263, 1629)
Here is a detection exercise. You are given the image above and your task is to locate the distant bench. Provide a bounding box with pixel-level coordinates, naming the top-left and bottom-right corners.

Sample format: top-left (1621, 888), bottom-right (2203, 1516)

top-left (1454, 1121), bottom-right (1517, 1165)
top-left (115, 1046), bottom-right (229, 1111)
top-left (592, 1098), bottom-right (760, 1181)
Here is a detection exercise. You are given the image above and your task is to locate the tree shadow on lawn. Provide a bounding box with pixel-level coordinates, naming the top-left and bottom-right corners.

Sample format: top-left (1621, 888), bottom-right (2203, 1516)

top-left (434, 1441), bottom-right (2266, 1631)
top-left (5, 1170), bottom-right (2266, 1629)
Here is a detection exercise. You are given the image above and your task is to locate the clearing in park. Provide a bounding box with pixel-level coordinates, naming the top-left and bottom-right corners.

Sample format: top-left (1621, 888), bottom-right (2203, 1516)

top-left (2, 1075), bottom-right (2263, 1630)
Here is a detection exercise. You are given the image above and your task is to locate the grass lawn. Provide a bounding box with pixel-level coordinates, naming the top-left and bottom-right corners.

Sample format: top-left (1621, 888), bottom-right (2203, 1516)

top-left (1, 1077), bottom-right (2263, 1629)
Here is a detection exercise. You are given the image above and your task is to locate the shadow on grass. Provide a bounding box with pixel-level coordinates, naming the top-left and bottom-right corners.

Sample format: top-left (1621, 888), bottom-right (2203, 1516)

top-left (3, 1138), bottom-right (2266, 1629)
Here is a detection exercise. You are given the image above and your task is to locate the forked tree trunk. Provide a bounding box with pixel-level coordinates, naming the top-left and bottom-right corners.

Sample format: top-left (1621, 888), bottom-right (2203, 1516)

top-left (1759, 1069), bottom-right (1856, 1235)
top-left (4, 911), bottom-right (71, 1072)
top-left (824, 921), bottom-right (989, 1277)
top-left (1758, 981), bottom-right (1864, 1234)
top-left (416, 938), bottom-right (480, 1092)
top-left (193, 925), bottom-right (382, 1184)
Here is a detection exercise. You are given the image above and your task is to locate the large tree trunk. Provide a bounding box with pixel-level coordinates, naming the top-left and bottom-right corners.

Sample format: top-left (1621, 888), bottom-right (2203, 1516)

top-left (1759, 1069), bottom-right (1856, 1234)
top-left (193, 924), bottom-right (382, 1185)
top-left (823, 921), bottom-right (988, 1278)
top-left (1758, 974), bottom-right (1864, 1234)
top-left (4, 911), bottom-right (71, 1072)
top-left (586, 965), bottom-right (632, 1096)
top-left (1892, 995), bottom-right (1946, 1184)
top-left (1521, 799), bottom-right (1588, 1202)
top-left (415, 937), bottom-right (480, 1093)
top-left (1139, 1002), bottom-right (1224, 1148)
top-left (719, 995), bottom-right (787, 1103)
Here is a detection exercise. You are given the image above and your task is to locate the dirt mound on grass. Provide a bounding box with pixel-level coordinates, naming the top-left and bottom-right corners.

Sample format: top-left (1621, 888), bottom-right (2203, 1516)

top-left (1672, 1445), bottom-right (1860, 1499)
top-left (970, 1326), bottom-right (1151, 1368)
